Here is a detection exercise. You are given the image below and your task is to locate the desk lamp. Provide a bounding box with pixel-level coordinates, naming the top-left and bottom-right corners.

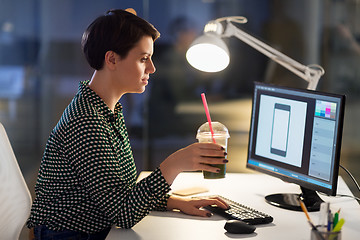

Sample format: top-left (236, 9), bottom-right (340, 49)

top-left (186, 16), bottom-right (325, 90)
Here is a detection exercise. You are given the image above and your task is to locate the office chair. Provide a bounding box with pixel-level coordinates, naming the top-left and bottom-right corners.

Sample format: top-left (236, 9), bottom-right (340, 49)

top-left (0, 122), bottom-right (32, 240)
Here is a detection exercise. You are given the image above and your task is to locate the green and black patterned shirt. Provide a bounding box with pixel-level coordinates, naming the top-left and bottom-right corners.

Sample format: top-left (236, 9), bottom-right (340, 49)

top-left (27, 80), bottom-right (171, 233)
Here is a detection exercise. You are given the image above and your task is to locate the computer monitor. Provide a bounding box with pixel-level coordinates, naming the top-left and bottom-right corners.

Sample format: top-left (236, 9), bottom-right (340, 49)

top-left (246, 82), bottom-right (345, 212)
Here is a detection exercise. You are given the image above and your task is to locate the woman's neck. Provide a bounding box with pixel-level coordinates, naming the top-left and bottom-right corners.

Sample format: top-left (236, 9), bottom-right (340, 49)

top-left (88, 70), bottom-right (123, 112)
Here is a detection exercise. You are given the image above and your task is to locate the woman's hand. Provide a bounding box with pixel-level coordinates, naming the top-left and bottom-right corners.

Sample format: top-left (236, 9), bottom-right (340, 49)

top-left (167, 195), bottom-right (229, 217)
top-left (160, 143), bottom-right (227, 184)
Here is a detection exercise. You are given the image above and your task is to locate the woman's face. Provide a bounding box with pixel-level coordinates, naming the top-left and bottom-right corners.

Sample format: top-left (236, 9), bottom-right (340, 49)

top-left (114, 35), bottom-right (156, 94)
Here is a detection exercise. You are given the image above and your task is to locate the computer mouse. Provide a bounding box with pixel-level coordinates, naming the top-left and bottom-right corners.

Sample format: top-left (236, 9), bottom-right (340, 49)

top-left (224, 220), bottom-right (256, 234)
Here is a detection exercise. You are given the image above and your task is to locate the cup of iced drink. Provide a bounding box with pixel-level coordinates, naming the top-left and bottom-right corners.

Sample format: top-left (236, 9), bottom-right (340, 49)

top-left (196, 121), bottom-right (230, 179)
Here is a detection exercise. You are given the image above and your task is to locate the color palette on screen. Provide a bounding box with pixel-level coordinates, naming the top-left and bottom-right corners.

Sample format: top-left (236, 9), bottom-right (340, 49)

top-left (315, 100), bottom-right (336, 119)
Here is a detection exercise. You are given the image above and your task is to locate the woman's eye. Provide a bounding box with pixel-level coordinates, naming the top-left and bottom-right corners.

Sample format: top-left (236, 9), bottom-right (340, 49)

top-left (141, 57), bottom-right (148, 62)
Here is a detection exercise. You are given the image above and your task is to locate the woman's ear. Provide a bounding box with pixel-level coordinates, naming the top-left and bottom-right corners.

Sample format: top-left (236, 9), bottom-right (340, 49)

top-left (104, 51), bottom-right (117, 70)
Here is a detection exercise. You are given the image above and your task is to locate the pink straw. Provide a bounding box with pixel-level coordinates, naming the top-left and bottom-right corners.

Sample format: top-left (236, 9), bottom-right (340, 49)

top-left (201, 93), bottom-right (216, 143)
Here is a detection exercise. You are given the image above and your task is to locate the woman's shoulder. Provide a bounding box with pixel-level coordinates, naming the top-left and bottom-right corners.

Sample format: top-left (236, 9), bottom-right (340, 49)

top-left (56, 94), bottom-right (104, 133)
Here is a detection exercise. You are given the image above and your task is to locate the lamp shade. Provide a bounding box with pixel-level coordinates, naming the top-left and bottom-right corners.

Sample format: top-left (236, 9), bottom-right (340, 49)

top-left (186, 33), bottom-right (230, 72)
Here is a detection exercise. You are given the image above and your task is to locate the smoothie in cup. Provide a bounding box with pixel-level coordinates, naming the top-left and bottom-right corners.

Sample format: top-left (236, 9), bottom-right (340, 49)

top-left (196, 121), bottom-right (230, 179)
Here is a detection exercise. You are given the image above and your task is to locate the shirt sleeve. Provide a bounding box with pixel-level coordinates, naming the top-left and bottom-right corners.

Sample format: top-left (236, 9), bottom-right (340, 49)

top-left (64, 115), bottom-right (171, 229)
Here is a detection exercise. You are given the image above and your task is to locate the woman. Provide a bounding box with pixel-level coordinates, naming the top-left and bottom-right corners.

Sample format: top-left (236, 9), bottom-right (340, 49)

top-left (27, 9), bottom-right (228, 239)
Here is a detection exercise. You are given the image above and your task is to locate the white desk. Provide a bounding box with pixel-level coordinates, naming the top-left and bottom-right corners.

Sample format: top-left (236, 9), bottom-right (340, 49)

top-left (106, 172), bottom-right (360, 240)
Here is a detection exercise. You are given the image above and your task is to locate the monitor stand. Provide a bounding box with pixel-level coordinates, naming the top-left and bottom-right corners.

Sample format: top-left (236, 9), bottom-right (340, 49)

top-left (265, 186), bottom-right (324, 212)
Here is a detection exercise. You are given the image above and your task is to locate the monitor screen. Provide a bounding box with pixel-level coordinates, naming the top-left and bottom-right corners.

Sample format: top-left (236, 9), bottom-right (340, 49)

top-left (246, 82), bottom-right (345, 211)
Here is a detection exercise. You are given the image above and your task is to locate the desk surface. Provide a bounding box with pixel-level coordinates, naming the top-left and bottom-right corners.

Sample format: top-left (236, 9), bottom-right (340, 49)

top-left (106, 172), bottom-right (360, 240)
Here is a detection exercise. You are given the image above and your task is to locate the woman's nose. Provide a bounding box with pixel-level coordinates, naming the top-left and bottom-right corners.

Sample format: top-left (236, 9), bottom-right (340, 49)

top-left (147, 59), bottom-right (156, 74)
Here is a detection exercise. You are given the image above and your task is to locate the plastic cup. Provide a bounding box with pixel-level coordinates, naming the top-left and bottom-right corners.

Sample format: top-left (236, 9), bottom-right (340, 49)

top-left (196, 121), bottom-right (230, 179)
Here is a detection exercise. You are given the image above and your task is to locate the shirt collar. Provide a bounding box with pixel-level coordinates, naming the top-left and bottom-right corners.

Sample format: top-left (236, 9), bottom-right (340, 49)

top-left (78, 80), bottom-right (122, 122)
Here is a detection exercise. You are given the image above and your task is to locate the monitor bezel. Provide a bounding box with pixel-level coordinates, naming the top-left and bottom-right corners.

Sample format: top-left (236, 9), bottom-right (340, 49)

top-left (246, 82), bottom-right (345, 196)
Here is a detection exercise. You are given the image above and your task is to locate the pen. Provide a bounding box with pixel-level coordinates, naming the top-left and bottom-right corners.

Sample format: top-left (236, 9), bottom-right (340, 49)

top-left (299, 199), bottom-right (326, 240)
top-left (327, 210), bottom-right (333, 232)
top-left (333, 212), bottom-right (339, 228)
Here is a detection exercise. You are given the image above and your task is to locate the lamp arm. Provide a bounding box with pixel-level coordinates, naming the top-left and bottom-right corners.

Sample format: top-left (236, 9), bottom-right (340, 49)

top-left (222, 21), bottom-right (324, 90)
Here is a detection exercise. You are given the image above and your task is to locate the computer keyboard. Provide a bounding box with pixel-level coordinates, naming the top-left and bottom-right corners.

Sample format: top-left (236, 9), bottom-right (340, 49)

top-left (202, 195), bottom-right (274, 225)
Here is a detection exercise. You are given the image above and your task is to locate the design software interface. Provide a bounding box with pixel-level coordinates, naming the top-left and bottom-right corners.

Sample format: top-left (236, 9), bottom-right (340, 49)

top-left (247, 83), bottom-right (344, 192)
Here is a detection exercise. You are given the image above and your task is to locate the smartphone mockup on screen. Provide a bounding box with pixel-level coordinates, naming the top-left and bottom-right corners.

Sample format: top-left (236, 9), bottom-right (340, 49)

top-left (270, 103), bottom-right (291, 157)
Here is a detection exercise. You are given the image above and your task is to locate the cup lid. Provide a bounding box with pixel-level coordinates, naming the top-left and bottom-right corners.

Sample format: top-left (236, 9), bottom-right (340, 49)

top-left (196, 121), bottom-right (230, 138)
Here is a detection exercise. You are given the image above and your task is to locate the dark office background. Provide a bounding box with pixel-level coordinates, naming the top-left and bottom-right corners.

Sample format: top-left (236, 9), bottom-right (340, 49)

top-left (0, 1), bottom-right (359, 237)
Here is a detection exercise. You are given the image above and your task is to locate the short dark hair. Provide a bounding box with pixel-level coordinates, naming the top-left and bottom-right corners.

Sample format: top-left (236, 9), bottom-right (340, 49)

top-left (81, 9), bottom-right (160, 70)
